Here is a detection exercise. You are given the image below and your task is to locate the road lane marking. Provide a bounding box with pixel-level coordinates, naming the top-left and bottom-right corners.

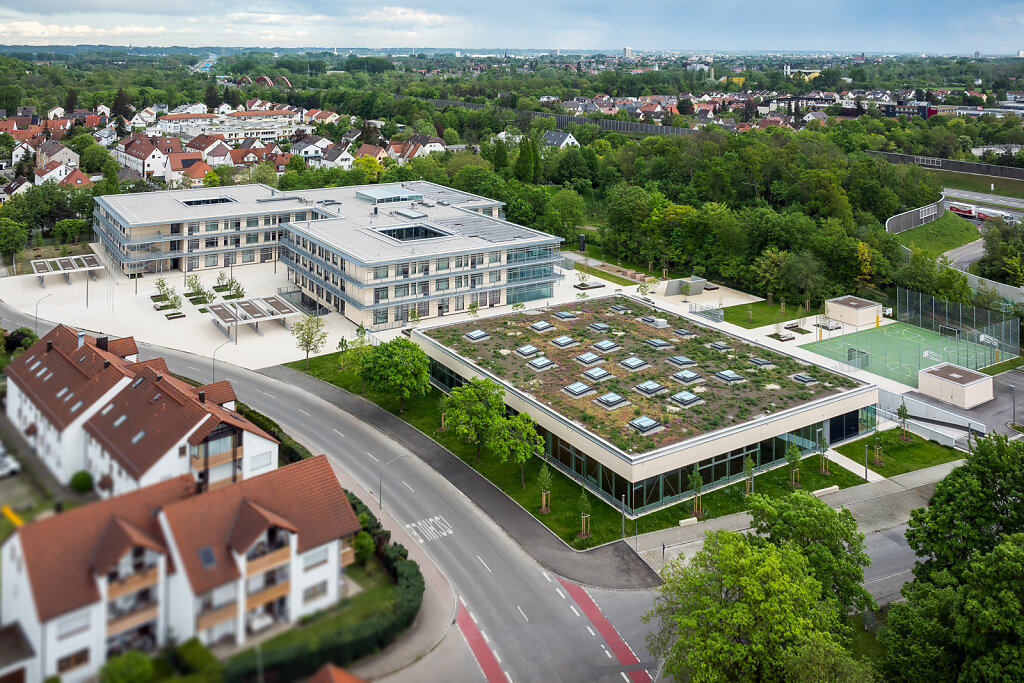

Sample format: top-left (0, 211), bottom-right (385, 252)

top-left (477, 555), bottom-right (492, 573)
top-left (621, 673), bottom-right (630, 682)
top-left (570, 605), bottom-right (580, 617)
top-left (556, 588), bottom-right (566, 600)
top-left (187, 366), bottom-right (200, 372)
top-left (558, 577), bottom-right (652, 683)
top-left (261, 390), bottom-right (276, 399)
top-left (542, 571), bottom-right (552, 582)
top-left (402, 480), bottom-right (415, 493)
top-left (504, 673), bottom-right (513, 683)
top-left (494, 652), bottom-right (501, 664)
top-left (365, 451), bottom-right (379, 462)
top-left (470, 612), bottom-right (478, 624)
top-left (456, 605), bottom-right (505, 683)
top-left (864, 568), bottom-right (913, 584)
top-left (604, 649), bottom-right (613, 659)
top-left (482, 630), bottom-right (490, 643)
top-left (517, 605), bottom-right (528, 622)
top-left (587, 626), bottom-right (596, 637)
top-left (297, 408), bottom-right (310, 416)
top-left (332, 428), bottom-right (344, 437)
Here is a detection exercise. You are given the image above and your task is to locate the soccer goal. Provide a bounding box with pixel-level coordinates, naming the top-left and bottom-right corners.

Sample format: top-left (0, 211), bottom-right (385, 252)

top-left (847, 347), bottom-right (869, 369)
top-left (939, 325), bottom-right (961, 341)
top-left (923, 349), bottom-right (943, 362)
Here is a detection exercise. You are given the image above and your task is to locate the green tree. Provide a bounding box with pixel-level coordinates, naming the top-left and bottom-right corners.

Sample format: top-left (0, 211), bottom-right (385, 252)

top-left (444, 377), bottom-right (505, 461)
top-left (786, 441), bottom-right (801, 487)
top-left (204, 83), bottom-right (219, 110)
top-left (897, 401), bottom-right (910, 438)
top-left (112, 88), bottom-right (132, 119)
top-left (347, 323), bottom-right (370, 393)
top-left (645, 530), bottom-right (845, 683)
top-left (52, 218), bottom-right (86, 244)
top-left (906, 433), bottom-right (1024, 582)
top-left (0, 217), bottom-right (28, 257)
top-left (67, 132), bottom-right (97, 156)
top-left (353, 530), bottom-right (375, 565)
top-left (100, 650), bottom-right (153, 683)
top-left (537, 462), bottom-right (553, 513)
top-left (492, 139), bottom-right (509, 170)
top-left (752, 246), bottom-right (790, 297)
top-left (747, 490), bottom-right (875, 612)
top-left (80, 144), bottom-right (111, 173)
top-left (360, 337), bottom-right (430, 413)
top-left (290, 314), bottom-right (328, 370)
top-left (543, 188), bottom-right (586, 239)
top-left (514, 138), bottom-right (534, 182)
top-left (688, 466), bottom-right (703, 517)
top-left (785, 633), bottom-right (879, 683)
top-left (203, 170), bottom-right (220, 187)
top-left (494, 411), bottom-right (544, 487)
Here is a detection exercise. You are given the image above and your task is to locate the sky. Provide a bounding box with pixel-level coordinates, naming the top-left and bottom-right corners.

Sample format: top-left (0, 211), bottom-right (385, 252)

top-left (1, 1), bottom-right (1023, 54)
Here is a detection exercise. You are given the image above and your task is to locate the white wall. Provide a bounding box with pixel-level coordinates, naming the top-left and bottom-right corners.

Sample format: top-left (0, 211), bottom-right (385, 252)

top-left (41, 601), bottom-right (105, 683)
top-left (293, 539), bottom-right (341, 620)
top-left (0, 534), bottom-right (42, 680)
top-left (241, 429), bottom-right (278, 481)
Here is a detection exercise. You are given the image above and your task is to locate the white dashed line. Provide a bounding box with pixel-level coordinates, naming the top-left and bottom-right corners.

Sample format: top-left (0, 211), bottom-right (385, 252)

top-left (187, 366), bottom-right (200, 372)
top-left (587, 626), bottom-right (596, 637)
top-left (494, 652), bottom-right (502, 664)
top-left (517, 605), bottom-right (528, 622)
top-left (261, 390), bottom-right (276, 399)
top-left (365, 451), bottom-right (379, 462)
top-left (477, 555), bottom-right (492, 573)
top-left (504, 672), bottom-right (514, 683)
top-left (470, 611), bottom-right (478, 624)
top-left (569, 605), bottom-right (580, 617)
top-left (402, 480), bottom-right (415, 493)
top-left (621, 673), bottom-right (630, 681)
top-left (542, 571), bottom-right (552, 582)
top-left (481, 630), bottom-right (490, 643)
top-left (332, 428), bottom-right (344, 437)
top-left (556, 588), bottom-right (566, 600)
top-left (297, 408), bottom-right (310, 416)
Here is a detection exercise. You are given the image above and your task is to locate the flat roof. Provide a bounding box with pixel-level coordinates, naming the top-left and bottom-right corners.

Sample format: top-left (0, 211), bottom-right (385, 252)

top-left (922, 363), bottom-right (987, 385)
top-left (95, 181), bottom-right (505, 227)
top-left (829, 295), bottom-right (881, 310)
top-left (420, 296), bottom-right (863, 454)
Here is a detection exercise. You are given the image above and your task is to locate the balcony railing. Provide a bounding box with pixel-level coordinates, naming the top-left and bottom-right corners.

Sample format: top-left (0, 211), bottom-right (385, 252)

top-left (107, 565), bottom-right (158, 600)
top-left (192, 446), bottom-right (243, 470)
top-left (196, 601), bottom-right (237, 632)
top-left (247, 544), bottom-right (290, 576)
top-left (245, 579), bottom-right (290, 612)
top-left (107, 602), bottom-right (158, 636)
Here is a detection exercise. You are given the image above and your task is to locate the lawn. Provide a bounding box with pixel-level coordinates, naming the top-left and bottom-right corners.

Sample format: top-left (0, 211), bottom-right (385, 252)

top-left (16, 242), bottom-right (94, 273)
top-left (571, 243), bottom-right (692, 281)
top-left (978, 355), bottom-right (1024, 375)
top-left (928, 168), bottom-right (1024, 201)
top-left (291, 350), bottom-right (864, 547)
top-left (722, 300), bottom-right (821, 330)
top-left (835, 430), bottom-right (962, 478)
top-left (894, 211), bottom-right (980, 259)
top-left (575, 262), bottom-right (638, 288)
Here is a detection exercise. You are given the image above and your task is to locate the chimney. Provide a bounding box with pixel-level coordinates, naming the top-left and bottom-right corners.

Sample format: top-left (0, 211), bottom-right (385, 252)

top-left (46, 340), bottom-right (53, 353)
top-left (97, 336), bottom-right (108, 351)
top-left (198, 390), bottom-right (206, 404)
top-left (76, 331), bottom-right (85, 349)
top-left (155, 373), bottom-right (163, 382)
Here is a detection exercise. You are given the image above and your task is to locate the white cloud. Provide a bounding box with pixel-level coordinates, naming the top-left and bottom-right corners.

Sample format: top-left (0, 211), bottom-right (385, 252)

top-left (354, 6), bottom-right (452, 27)
top-left (226, 12), bottom-right (331, 25)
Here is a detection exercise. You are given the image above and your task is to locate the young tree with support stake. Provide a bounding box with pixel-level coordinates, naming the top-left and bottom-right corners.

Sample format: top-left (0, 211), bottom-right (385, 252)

top-left (817, 434), bottom-right (830, 475)
top-left (291, 314), bottom-right (327, 371)
top-left (578, 486), bottom-right (591, 538)
top-left (537, 462), bottom-right (553, 513)
top-left (786, 442), bottom-right (801, 487)
top-left (443, 377), bottom-right (505, 461)
top-left (743, 455), bottom-right (755, 495)
top-left (897, 401), bottom-right (910, 441)
top-left (688, 465), bottom-right (703, 518)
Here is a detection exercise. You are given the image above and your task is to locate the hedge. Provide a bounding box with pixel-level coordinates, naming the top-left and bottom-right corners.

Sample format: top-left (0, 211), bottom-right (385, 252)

top-left (222, 491), bottom-right (425, 683)
top-left (175, 638), bottom-right (221, 678)
top-left (235, 401), bottom-right (313, 464)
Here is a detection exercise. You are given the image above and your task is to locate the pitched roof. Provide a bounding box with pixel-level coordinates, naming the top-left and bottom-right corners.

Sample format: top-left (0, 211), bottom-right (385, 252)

top-left (59, 169), bottom-right (93, 188)
top-left (308, 664), bottom-right (367, 683)
top-left (192, 380), bottom-right (236, 405)
top-left (355, 144), bottom-right (385, 158)
top-left (4, 325), bottom-right (132, 431)
top-left (183, 159), bottom-right (213, 180)
top-left (89, 515), bottom-right (165, 575)
top-left (227, 498), bottom-right (299, 554)
top-left (167, 152), bottom-right (204, 172)
top-left (162, 455), bottom-right (360, 594)
top-left (14, 475), bottom-right (194, 622)
top-left (34, 160), bottom-right (64, 177)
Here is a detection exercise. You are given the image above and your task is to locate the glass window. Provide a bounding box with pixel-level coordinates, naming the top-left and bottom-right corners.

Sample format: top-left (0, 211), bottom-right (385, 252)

top-left (435, 278), bottom-right (449, 291)
top-left (303, 547), bottom-right (328, 570)
top-left (294, 211), bottom-right (306, 221)
top-left (436, 257), bottom-right (449, 271)
top-left (394, 283), bottom-right (409, 297)
top-left (205, 220), bottom-right (218, 232)
top-left (242, 250), bottom-right (255, 263)
top-left (373, 308), bottom-right (388, 324)
top-left (489, 270), bottom-right (501, 283)
top-left (245, 233), bottom-right (258, 244)
top-left (246, 216), bottom-right (259, 227)
top-left (303, 581), bottom-right (328, 603)
top-left (455, 295), bottom-right (465, 311)
top-left (58, 649), bottom-right (90, 674)
top-left (205, 238), bottom-right (217, 248)
top-left (205, 254), bottom-right (218, 267)
top-left (263, 216), bottom-right (273, 226)
top-left (373, 265), bottom-right (389, 279)
top-left (489, 250), bottom-right (501, 263)
top-left (373, 287), bottom-right (388, 302)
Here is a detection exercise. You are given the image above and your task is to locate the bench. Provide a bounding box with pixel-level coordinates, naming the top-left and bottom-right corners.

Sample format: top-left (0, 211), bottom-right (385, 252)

top-left (784, 321), bottom-right (799, 330)
top-left (778, 333), bottom-right (795, 342)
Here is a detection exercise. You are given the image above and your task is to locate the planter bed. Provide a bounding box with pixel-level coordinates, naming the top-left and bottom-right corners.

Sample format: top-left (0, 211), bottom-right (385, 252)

top-left (222, 293), bottom-right (244, 300)
top-left (165, 312), bottom-right (186, 320)
top-left (212, 285), bottom-right (232, 292)
top-left (574, 283), bottom-right (606, 290)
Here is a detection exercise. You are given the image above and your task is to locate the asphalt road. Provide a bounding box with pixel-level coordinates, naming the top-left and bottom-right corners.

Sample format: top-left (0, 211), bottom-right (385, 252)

top-left (942, 238), bottom-right (985, 271)
top-left (943, 187), bottom-right (1024, 211)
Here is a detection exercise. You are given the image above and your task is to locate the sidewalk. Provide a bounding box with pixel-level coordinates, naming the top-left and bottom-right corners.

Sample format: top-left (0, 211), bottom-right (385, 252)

top-left (633, 457), bottom-right (962, 574)
top-left (260, 365), bottom-right (663, 590)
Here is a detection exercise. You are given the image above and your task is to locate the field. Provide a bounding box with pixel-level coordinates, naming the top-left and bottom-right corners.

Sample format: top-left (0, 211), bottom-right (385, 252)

top-left (927, 169), bottom-right (1024, 201)
top-left (800, 321), bottom-right (1006, 387)
top-left (894, 211), bottom-right (980, 259)
top-left (835, 430), bottom-right (963, 478)
top-left (722, 300), bottom-right (821, 330)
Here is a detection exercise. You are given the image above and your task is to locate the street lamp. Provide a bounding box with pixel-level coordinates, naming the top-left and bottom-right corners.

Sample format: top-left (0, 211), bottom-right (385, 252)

top-left (34, 293), bottom-right (53, 335)
top-left (379, 452), bottom-right (409, 510)
top-left (211, 339), bottom-right (231, 382)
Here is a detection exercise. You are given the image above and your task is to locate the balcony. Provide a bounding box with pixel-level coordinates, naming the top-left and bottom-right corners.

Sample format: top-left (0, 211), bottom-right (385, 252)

top-left (340, 546), bottom-right (355, 568)
top-left (107, 602), bottom-right (158, 636)
top-left (196, 601), bottom-right (237, 632)
top-left (192, 446), bottom-right (243, 470)
top-left (245, 579), bottom-right (290, 612)
top-left (247, 544), bottom-right (290, 576)
top-left (107, 565), bottom-right (158, 600)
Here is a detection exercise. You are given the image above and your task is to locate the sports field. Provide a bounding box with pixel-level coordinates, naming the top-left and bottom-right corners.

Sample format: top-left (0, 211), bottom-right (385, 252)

top-left (800, 321), bottom-right (1009, 387)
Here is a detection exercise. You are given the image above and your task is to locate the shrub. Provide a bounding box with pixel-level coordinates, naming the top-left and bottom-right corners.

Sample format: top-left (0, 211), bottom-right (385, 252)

top-left (70, 470), bottom-right (93, 493)
top-left (100, 650), bottom-right (153, 683)
top-left (4, 327), bottom-right (38, 353)
top-left (176, 638), bottom-right (220, 677)
top-left (354, 531), bottom-right (374, 565)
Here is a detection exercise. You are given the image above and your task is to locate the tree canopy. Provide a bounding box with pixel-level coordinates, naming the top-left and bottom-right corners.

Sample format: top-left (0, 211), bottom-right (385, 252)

top-left (359, 337), bottom-right (430, 413)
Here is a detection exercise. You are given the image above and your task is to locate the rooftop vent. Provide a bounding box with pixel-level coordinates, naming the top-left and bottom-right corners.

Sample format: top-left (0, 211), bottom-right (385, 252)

top-left (629, 416), bottom-right (661, 433)
top-left (528, 356), bottom-right (555, 371)
top-left (620, 356), bottom-right (647, 371)
top-left (673, 327), bottom-right (693, 337)
top-left (610, 304), bottom-right (629, 313)
top-left (564, 381), bottom-right (592, 397)
top-left (670, 391), bottom-right (701, 407)
top-left (750, 357), bottom-right (772, 367)
top-left (596, 392), bottom-right (628, 408)
top-left (716, 370), bottom-right (744, 383)
top-left (515, 344), bottom-right (540, 357)
top-left (793, 373), bottom-right (817, 385)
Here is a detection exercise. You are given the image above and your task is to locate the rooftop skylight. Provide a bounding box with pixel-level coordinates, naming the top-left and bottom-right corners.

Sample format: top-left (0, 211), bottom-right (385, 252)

top-left (629, 416), bottom-right (660, 433)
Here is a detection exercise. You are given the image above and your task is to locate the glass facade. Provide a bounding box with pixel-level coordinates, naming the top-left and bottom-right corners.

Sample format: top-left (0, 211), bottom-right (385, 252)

top-left (507, 283), bottom-right (554, 304)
